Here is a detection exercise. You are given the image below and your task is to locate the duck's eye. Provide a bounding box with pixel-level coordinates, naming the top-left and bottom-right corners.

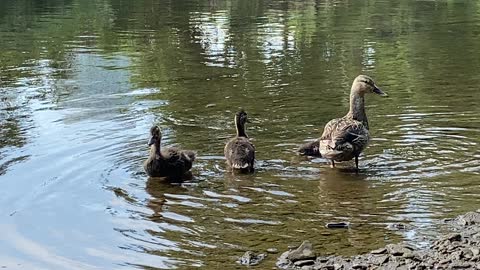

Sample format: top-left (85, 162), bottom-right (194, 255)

top-left (362, 80), bottom-right (374, 87)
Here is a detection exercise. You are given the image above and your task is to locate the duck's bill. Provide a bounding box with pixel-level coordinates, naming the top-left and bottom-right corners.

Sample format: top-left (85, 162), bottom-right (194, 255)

top-left (373, 86), bottom-right (388, 97)
top-left (147, 136), bottom-right (155, 146)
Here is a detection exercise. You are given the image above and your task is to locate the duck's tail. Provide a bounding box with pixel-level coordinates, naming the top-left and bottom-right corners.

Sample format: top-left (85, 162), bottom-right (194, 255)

top-left (297, 140), bottom-right (322, 157)
top-left (182, 150), bottom-right (197, 162)
top-left (231, 162), bottom-right (250, 169)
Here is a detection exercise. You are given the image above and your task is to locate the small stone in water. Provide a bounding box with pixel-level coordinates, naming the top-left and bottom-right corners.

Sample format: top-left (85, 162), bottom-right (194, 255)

top-left (237, 251), bottom-right (266, 266)
top-left (267, 248), bottom-right (278, 254)
top-left (325, 222), bottom-right (349, 229)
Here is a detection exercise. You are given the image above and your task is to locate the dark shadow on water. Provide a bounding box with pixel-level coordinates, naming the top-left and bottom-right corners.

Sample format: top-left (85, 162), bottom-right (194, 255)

top-left (146, 171), bottom-right (195, 185)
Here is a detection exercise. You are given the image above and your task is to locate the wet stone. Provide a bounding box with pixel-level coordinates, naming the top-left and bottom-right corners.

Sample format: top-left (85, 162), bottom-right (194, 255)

top-left (351, 263), bottom-right (367, 269)
top-left (448, 233), bottom-right (463, 242)
top-left (455, 212), bottom-right (480, 227)
top-left (386, 244), bottom-right (414, 256)
top-left (267, 248), bottom-right (279, 254)
top-left (293, 259), bottom-right (315, 267)
top-left (370, 254), bottom-right (389, 265)
top-left (237, 251), bottom-right (266, 266)
top-left (317, 257), bottom-right (328, 263)
top-left (287, 241), bottom-right (316, 262)
top-left (370, 247), bottom-right (387, 255)
top-left (276, 210), bottom-right (480, 270)
top-left (450, 262), bottom-right (473, 268)
top-left (439, 258), bottom-right (451, 264)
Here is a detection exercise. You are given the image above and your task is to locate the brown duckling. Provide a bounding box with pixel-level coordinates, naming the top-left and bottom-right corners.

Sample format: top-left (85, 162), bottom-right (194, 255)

top-left (319, 75), bottom-right (387, 170)
top-left (143, 126), bottom-right (196, 179)
top-left (224, 110), bottom-right (255, 173)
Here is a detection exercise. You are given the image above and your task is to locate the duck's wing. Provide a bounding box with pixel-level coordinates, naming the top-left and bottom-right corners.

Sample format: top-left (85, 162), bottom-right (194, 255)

top-left (162, 147), bottom-right (196, 174)
top-left (224, 137), bottom-right (255, 169)
top-left (180, 150), bottom-right (196, 162)
top-left (320, 117), bottom-right (369, 150)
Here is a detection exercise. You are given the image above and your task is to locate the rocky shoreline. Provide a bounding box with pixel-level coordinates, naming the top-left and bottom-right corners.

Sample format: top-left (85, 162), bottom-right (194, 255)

top-left (276, 210), bottom-right (480, 270)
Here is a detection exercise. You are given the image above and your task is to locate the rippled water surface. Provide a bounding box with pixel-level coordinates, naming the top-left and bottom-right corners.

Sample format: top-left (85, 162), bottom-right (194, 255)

top-left (1, 0), bottom-right (480, 269)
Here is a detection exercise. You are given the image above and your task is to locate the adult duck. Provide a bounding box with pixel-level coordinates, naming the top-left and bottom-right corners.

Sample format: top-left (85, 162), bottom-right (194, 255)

top-left (315, 75), bottom-right (387, 170)
top-left (224, 109), bottom-right (255, 173)
top-left (144, 126), bottom-right (196, 179)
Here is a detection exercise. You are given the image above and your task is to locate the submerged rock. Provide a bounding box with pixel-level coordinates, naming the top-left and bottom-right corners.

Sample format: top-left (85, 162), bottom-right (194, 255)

top-left (237, 251), bottom-right (266, 266)
top-left (325, 222), bottom-right (350, 229)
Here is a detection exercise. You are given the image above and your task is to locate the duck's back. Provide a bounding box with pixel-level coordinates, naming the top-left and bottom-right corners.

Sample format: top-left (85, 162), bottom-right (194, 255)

top-left (145, 148), bottom-right (196, 178)
top-left (319, 116), bottom-right (370, 160)
top-left (224, 137), bottom-right (255, 171)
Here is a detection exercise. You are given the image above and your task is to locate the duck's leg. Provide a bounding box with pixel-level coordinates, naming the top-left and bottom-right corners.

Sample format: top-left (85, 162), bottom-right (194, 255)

top-left (355, 156), bottom-right (359, 172)
top-left (330, 160), bottom-right (335, 168)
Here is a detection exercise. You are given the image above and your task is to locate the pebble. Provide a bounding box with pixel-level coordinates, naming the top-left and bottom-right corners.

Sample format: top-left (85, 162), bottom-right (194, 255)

top-left (267, 248), bottom-right (279, 254)
top-left (237, 251), bottom-right (266, 266)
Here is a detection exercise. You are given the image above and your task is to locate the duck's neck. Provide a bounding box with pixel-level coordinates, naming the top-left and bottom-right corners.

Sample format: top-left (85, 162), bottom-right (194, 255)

top-left (347, 92), bottom-right (369, 129)
top-left (150, 141), bottom-right (161, 158)
top-left (235, 118), bottom-right (248, 138)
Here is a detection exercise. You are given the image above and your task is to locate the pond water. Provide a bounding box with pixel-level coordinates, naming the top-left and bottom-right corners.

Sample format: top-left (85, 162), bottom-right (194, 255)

top-left (1, 0), bottom-right (479, 269)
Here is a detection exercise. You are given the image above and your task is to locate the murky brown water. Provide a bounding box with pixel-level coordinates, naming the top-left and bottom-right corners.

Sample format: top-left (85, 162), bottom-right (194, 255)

top-left (1, 0), bottom-right (480, 269)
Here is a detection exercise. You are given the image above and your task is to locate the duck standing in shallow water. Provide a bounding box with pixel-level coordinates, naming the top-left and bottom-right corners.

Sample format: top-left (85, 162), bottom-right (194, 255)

top-left (224, 110), bottom-right (255, 173)
top-left (144, 126), bottom-right (196, 179)
top-left (313, 75), bottom-right (387, 170)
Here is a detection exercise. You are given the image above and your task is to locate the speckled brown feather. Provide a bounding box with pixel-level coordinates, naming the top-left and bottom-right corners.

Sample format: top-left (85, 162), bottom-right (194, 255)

top-left (224, 137), bottom-right (255, 171)
top-left (319, 116), bottom-right (370, 161)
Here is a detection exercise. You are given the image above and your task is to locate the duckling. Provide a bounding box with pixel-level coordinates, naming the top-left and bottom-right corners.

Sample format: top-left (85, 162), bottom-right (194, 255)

top-left (143, 126), bottom-right (196, 179)
top-left (319, 75), bottom-right (387, 170)
top-left (224, 110), bottom-right (255, 173)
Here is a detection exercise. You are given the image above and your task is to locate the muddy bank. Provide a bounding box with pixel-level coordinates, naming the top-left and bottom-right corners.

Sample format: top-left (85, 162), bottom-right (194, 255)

top-left (276, 210), bottom-right (480, 270)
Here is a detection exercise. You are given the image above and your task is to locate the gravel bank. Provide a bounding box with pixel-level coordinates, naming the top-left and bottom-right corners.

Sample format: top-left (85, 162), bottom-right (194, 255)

top-left (276, 210), bottom-right (480, 270)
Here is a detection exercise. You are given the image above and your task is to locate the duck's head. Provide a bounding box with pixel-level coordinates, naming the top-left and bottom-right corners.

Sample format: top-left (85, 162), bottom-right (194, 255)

top-left (235, 109), bottom-right (251, 126)
top-left (352, 75), bottom-right (387, 97)
top-left (148, 126), bottom-right (162, 146)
